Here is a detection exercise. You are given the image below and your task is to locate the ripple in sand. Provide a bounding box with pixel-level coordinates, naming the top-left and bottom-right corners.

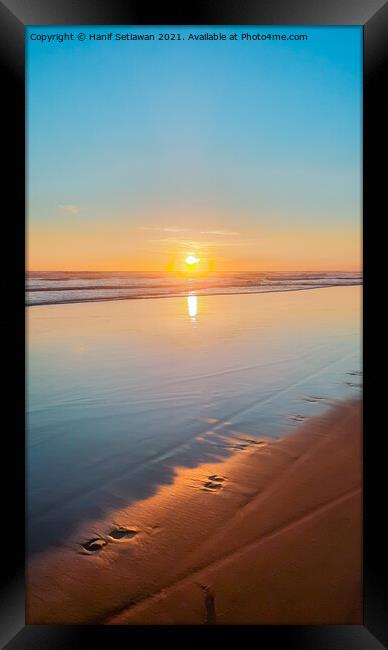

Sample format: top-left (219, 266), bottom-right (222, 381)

top-left (289, 414), bottom-right (307, 423)
top-left (302, 395), bottom-right (324, 403)
top-left (345, 381), bottom-right (362, 388)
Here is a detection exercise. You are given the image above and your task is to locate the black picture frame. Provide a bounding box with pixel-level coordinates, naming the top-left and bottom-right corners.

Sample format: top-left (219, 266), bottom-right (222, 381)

top-left (2, 0), bottom-right (387, 647)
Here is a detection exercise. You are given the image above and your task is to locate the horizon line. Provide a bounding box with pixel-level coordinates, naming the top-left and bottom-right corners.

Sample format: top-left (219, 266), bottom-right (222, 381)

top-left (26, 268), bottom-right (362, 274)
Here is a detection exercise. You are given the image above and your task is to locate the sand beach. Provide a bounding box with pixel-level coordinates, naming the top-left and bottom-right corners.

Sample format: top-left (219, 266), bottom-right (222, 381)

top-left (28, 398), bottom-right (361, 624)
top-left (27, 286), bottom-right (362, 624)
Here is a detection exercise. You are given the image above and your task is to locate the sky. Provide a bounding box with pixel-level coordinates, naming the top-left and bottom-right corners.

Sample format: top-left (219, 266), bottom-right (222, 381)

top-left (27, 26), bottom-right (362, 272)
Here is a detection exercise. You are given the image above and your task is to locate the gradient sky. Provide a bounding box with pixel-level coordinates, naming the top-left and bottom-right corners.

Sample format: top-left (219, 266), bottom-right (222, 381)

top-left (27, 26), bottom-right (362, 272)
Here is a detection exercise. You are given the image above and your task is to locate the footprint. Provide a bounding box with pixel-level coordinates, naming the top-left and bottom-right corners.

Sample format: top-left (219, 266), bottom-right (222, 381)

top-left (199, 584), bottom-right (217, 624)
top-left (208, 475), bottom-right (225, 482)
top-left (81, 538), bottom-right (107, 553)
top-left (203, 474), bottom-right (226, 491)
top-left (203, 481), bottom-right (223, 491)
top-left (108, 527), bottom-right (138, 540)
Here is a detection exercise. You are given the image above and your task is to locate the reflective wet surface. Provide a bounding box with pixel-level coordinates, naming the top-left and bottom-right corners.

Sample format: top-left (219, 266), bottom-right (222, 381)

top-left (27, 286), bottom-right (361, 554)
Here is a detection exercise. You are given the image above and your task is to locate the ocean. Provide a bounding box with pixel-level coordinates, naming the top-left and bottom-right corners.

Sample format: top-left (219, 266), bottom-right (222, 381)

top-left (26, 270), bottom-right (362, 305)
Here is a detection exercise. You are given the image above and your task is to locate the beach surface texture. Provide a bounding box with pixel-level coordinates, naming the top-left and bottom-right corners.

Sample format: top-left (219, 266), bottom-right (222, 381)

top-left (28, 398), bottom-right (361, 625)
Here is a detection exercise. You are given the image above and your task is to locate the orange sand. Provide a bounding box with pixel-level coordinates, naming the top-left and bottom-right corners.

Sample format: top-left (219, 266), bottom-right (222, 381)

top-left (28, 399), bottom-right (362, 625)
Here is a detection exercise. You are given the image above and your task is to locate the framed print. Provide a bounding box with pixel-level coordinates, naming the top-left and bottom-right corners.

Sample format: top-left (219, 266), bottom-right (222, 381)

top-left (1, 0), bottom-right (387, 648)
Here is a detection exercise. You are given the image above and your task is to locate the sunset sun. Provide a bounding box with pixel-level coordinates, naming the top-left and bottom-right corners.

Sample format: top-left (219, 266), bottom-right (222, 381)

top-left (185, 255), bottom-right (200, 266)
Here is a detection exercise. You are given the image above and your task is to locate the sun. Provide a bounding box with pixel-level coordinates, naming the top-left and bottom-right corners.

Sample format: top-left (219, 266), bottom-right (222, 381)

top-left (185, 255), bottom-right (200, 266)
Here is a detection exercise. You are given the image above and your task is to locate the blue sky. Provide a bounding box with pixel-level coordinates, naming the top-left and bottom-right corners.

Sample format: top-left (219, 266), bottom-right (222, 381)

top-left (27, 26), bottom-right (362, 271)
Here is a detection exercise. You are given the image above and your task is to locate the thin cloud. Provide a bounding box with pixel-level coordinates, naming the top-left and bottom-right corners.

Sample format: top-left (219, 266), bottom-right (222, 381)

top-left (138, 226), bottom-right (188, 233)
top-left (139, 227), bottom-right (240, 237)
top-left (147, 238), bottom-right (210, 250)
top-left (59, 204), bottom-right (79, 215)
top-left (200, 230), bottom-right (240, 236)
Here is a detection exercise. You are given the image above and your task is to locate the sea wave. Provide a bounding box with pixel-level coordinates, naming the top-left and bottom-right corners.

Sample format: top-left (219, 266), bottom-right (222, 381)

top-left (26, 271), bottom-right (362, 306)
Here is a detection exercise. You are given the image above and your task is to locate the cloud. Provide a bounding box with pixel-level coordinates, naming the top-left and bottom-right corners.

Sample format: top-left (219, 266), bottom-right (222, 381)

top-left (59, 204), bottom-right (79, 215)
top-left (147, 238), bottom-right (210, 250)
top-left (200, 230), bottom-right (240, 236)
top-left (140, 227), bottom-right (241, 238)
top-left (138, 226), bottom-right (188, 233)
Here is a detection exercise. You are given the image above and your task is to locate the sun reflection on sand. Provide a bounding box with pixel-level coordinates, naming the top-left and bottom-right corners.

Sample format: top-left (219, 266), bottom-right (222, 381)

top-left (187, 294), bottom-right (198, 321)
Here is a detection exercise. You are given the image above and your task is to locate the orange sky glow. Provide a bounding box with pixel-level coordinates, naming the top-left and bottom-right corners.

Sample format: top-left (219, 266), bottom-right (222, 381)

top-left (28, 222), bottom-right (361, 273)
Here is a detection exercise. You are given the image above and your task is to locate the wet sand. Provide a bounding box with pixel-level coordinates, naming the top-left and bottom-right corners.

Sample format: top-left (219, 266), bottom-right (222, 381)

top-left (27, 287), bottom-right (361, 558)
top-left (28, 398), bottom-right (362, 625)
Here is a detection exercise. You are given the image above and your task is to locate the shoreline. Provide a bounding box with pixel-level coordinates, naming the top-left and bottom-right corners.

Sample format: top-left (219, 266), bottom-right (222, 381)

top-left (26, 281), bottom-right (362, 307)
top-left (28, 398), bottom-right (362, 625)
